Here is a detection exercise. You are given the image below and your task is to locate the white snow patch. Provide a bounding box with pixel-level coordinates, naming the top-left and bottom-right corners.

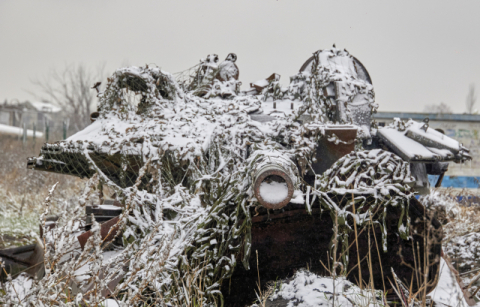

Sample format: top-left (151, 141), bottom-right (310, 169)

top-left (431, 258), bottom-right (469, 307)
top-left (290, 189), bottom-right (305, 204)
top-left (377, 127), bottom-right (439, 161)
top-left (407, 121), bottom-right (460, 152)
top-left (74, 249), bottom-right (124, 283)
top-left (259, 181), bottom-right (288, 204)
top-left (270, 270), bottom-right (383, 307)
top-left (67, 119), bottom-right (104, 142)
top-left (98, 204), bottom-right (122, 210)
top-left (101, 299), bottom-right (120, 307)
top-left (0, 123), bottom-right (43, 138)
top-left (3, 273), bottom-right (33, 301)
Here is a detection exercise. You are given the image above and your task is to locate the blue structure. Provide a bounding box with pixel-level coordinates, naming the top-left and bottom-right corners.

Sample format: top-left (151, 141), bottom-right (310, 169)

top-left (428, 175), bottom-right (480, 189)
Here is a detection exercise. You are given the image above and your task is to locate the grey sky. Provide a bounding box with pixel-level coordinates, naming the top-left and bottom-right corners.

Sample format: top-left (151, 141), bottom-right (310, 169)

top-left (1, 0), bottom-right (479, 113)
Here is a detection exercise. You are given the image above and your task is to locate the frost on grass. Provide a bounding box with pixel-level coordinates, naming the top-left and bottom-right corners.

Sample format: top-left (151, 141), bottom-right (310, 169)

top-left (420, 189), bottom-right (480, 301)
top-left (0, 139), bottom-right (82, 248)
top-left (0, 209), bottom-right (39, 248)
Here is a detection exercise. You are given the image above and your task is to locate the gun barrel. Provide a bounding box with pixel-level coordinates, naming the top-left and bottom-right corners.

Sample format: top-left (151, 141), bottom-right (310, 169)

top-left (253, 163), bottom-right (295, 210)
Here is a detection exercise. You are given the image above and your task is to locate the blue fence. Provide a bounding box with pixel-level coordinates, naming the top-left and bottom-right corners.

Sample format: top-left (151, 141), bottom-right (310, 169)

top-left (428, 175), bottom-right (480, 189)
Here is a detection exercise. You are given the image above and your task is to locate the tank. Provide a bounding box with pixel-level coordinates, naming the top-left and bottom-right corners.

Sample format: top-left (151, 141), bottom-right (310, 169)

top-left (23, 47), bottom-right (470, 305)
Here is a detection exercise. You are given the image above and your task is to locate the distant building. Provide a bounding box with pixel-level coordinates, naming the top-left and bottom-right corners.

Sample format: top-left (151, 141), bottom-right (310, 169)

top-left (374, 112), bottom-right (480, 188)
top-left (0, 100), bottom-right (62, 131)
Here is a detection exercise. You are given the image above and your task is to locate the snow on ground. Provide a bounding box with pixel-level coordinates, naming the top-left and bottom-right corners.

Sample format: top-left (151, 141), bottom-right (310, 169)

top-left (0, 123), bottom-right (43, 138)
top-left (263, 261), bottom-right (470, 307)
top-left (2, 273), bottom-right (32, 301)
top-left (422, 190), bottom-right (480, 300)
top-left (431, 258), bottom-right (469, 307)
top-left (101, 299), bottom-right (120, 307)
top-left (73, 249), bottom-right (124, 284)
top-left (267, 270), bottom-right (384, 307)
top-left (444, 231), bottom-right (480, 280)
top-left (0, 207), bottom-right (39, 248)
top-left (3, 258), bottom-right (472, 306)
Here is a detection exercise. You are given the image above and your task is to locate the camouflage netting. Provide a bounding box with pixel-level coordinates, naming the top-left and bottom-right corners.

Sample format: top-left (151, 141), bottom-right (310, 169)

top-left (315, 149), bottom-right (416, 264)
top-left (6, 48), bottom-right (421, 306)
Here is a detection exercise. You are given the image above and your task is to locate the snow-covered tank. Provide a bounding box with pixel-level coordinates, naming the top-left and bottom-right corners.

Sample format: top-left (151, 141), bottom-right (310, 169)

top-left (26, 48), bottom-right (470, 305)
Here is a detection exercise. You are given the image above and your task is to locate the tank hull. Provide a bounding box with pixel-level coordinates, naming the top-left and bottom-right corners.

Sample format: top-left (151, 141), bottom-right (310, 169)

top-left (222, 198), bottom-right (442, 306)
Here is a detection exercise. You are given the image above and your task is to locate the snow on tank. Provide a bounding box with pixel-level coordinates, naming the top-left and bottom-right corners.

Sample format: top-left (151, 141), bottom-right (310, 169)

top-left (22, 46), bottom-right (469, 306)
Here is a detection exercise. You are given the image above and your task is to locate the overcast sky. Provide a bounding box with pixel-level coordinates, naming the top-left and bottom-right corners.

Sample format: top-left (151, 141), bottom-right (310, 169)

top-left (1, 0), bottom-right (479, 113)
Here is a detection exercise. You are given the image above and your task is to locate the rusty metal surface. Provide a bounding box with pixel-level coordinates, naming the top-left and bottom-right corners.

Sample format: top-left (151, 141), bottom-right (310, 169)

top-left (311, 128), bottom-right (357, 175)
top-left (251, 208), bottom-right (320, 223)
top-left (224, 197), bottom-right (443, 306)
top-left (253, 168), bottom-right (294, 210)
top-left (223, 210), bottom-right (334, 307)
top-left (250, 73), bottom-right (279, 93)
top-left (77, 216), bottom-right (120, 250)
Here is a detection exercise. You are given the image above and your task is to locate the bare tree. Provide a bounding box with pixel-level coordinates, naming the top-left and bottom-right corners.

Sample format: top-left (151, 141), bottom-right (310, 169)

top-left (31, 63), bottom-right (106, 131)
top-left (466, 84), bottom-right (477, 114)
top-left (423, 102), bottom-right (452, 114)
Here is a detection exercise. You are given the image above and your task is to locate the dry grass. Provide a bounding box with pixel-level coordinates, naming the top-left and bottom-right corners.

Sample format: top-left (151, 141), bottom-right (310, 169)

top-left (427, 188), bottom-right (480, 301)
top-left (0, 136), bottom-right (83, 248)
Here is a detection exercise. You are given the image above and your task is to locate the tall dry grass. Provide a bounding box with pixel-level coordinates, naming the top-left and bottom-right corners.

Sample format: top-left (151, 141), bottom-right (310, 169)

top-left (428, 188), bottom-right (480, 302)
top-left (0, 136), bottom-right (83, 248)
